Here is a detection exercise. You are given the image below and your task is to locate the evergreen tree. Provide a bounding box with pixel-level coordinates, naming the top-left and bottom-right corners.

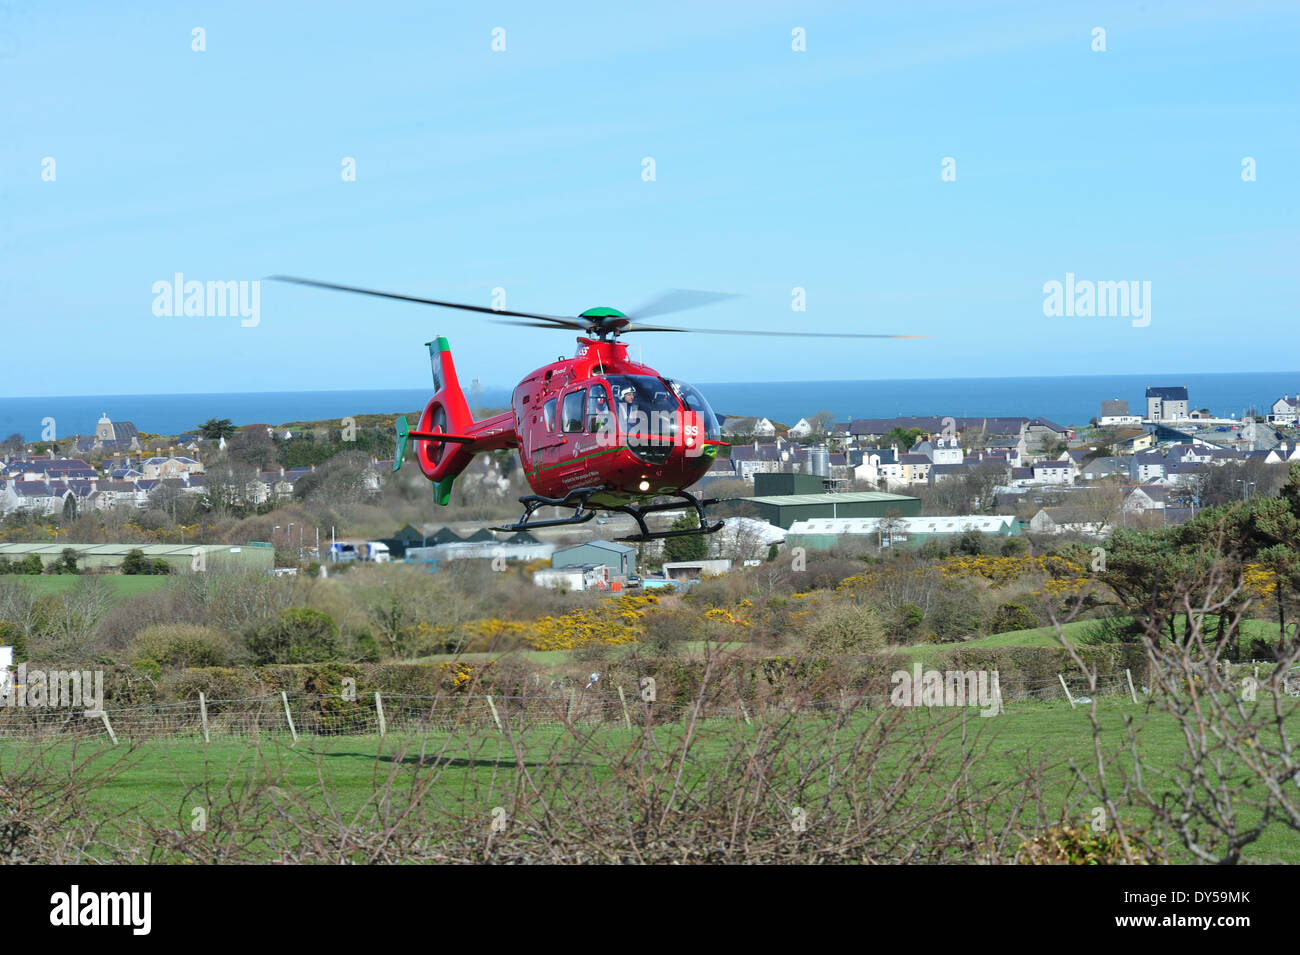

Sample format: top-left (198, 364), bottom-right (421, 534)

top-left (663, 511), bottom-right (708, 563)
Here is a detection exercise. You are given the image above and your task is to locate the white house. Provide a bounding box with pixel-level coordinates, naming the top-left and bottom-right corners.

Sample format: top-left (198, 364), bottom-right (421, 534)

top-left (1099, 399), bottom-right (1141, 427)
top-left (915, 435), bottom-right (963, 465)
top-left (1268, 394), bottom-right (1300, 426)
top-left (1028, 507), bottom-right (1111, 538)
top-left (722, 416), bottom-right (777, 437)
top-left (1265, 443), bottom-right (1300, 464)
top-left (1030, 459), bottom-right (1077, 486)
top-left (0, 481), bottom-right (71, 516)
top-left (787, 418), bottom-right (815, 438)
top-left (141, 455), bottom-right (205, 480)
top-left (1132, 452), bottom-right (1166, 483)
top-left (1123, 485), bottom-right (1168, 512)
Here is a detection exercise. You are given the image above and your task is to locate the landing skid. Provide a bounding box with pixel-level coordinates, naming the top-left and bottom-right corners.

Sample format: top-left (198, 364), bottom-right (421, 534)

top-left (492, 487), bottom-right (724, 541)
top-left (607, 490), bottom-right (724, 542)
top-left (491, 486), bottom-right (604, 533)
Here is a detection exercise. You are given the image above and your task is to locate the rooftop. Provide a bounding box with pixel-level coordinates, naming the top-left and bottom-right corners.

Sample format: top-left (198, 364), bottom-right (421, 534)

top-left (742, 491), bottom-right (919, 506)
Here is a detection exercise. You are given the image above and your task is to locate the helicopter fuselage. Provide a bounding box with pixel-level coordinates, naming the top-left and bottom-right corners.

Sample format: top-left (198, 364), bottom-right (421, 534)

top-left (509, 338), bottom-right (726, 506)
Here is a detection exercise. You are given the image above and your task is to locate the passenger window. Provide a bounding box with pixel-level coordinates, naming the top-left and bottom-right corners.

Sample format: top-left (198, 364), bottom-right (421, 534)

top-left (562, 391), bottom-right (584, 433)
top-left (543, 398), bottom-right (556, 432)
top-left (586, 385), bottom-right (612, 433)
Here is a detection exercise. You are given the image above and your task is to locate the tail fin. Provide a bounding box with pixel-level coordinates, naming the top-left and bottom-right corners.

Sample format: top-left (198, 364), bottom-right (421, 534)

top-left (394, 337), bottom-right (477, 506)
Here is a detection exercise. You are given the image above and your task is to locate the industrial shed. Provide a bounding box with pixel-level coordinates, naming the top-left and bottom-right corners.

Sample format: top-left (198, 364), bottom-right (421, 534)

top-left (787, 515), bottom-right (1019, 550)
top-left (738, 491), bottom-right (921, 529)
top-left (0, 541), bottom-right (274, 574)
top-left (551, 540), bottom-right (637, 577)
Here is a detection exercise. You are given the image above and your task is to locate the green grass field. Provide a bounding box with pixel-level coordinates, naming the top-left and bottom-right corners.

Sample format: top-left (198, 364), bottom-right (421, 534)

top-left (0, 574), bottom-right (170, 600)
top-left (895, 617), bottom-right (1282, 665)
top-left (5, 697), bottom-right (1297, 863)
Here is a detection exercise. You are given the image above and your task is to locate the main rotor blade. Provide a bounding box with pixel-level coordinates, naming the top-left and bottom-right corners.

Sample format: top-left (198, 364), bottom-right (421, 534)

top-left (626, 323), bottom-right (924, 339)
top-left (489, 317), bottom-right (587, 331)
top-left (629, 288), bottom-right (741, 321)
top-left (267, 276), bottom-right (576, 324)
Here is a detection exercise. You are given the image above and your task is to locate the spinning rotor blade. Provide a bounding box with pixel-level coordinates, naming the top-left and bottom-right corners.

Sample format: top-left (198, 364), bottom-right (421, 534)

top-left (628, 288), bottom-right (741, 321)
top-left (267, 276), bottom-right (577, 325)
top-left (489, 317), bottom-right (588, 331)
top-left (271, 275), bottom-right (924, 340)
top-left (624, 324), bottom-right (922, 339)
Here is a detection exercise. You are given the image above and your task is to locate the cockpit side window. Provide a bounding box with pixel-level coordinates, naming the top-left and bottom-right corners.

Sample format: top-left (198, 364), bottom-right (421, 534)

top-left (543, 398), bottom-right (557, 432)
top-left (586, 384), bottom-right (613, 434)
top-left (561, 390), bottom-right (584, 433)
top-left (668, 380), bottom-right (722, 441)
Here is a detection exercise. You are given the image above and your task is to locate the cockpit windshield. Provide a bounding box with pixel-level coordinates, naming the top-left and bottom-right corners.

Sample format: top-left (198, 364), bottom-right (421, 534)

top-left (667, 380), bottom-right (722, 442)
top-left (606, 375), bottom-right (678, 437)
top-left (605, 374), bottom-right (679, 462)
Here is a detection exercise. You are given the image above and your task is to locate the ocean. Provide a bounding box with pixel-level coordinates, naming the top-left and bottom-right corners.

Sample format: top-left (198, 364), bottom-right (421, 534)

top-left (2, 372), bottom-right (1296, 443)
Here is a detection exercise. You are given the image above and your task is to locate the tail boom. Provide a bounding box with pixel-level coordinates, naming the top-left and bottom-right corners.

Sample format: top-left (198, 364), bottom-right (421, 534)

top-left (393, 337), bottom-right (517, 505)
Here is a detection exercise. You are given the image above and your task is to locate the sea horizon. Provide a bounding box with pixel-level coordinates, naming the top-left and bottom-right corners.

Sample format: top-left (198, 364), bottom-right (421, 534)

top-left (3, 369), bottom-right (1298, 444)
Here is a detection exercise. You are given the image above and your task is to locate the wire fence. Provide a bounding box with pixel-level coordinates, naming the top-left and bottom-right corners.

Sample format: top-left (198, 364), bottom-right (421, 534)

top-left (0, 669), bottom-right (1163, 743)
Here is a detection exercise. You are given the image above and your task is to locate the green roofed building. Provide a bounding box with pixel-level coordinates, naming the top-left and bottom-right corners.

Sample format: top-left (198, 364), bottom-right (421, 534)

top-left (753, 472), bottom-right (826, 497)
top-left (0, 541), bottom-right (273, 573)
top-left (738, 491), bottom-right (921, 529)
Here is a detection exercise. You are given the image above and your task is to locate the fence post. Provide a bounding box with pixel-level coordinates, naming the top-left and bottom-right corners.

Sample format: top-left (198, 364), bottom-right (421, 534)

top-left (567, 687), bottom-right (577, 723)
top-left (99, 710), bottom-right (118, 745)
top-left (199, 691), bottom-right (210, 743)
top-left (739, 702), bottom-right (751, 726)
top-left (281, 691), bottom-right (298, 744)
top-left (375, 691), bottom-right (387, 738)
top-left (485, 694), bottom-right (503, 733)
top-left (1057, 674), bottom-right (1076, 709)
top-left (617, 685), bottom-right (631, 729)
top-left (1125, 668), bottom-right (1138, 705)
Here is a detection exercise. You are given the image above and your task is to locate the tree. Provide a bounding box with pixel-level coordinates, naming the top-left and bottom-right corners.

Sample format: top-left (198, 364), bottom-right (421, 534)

top-left (199, 418), bottom-right (237, 441)
top-left (0, 621), bottom-right (28, 663)
top-left (878, 509), bottom-right (907, 550)
top-left (61, 494), bottom-right (78, 522)
top-left (225, 427), bottom-right (277, 471)
top-left (1098, 466), bottom-right (1300, 655)
top-left (121, 548), bottom-right (171, 575)
top-left (247, 607), bottom-right (341, 664)
top-left (990, 602), bottom-right (1038, 634)
top-left (203, 461), bottom-right (259, 513)
top-left (883, 426), bottom-right (922, 453)
top-left (663, 511), bottom-right (708, 563)
top-left (810, 410), bottom-right (836, 434)
top-left (956, 528), bottom-right (986, 556)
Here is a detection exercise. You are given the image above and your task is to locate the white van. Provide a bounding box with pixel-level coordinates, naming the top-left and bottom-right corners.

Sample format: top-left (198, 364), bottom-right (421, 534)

top-left (360, 541), bottom-right (391, 563)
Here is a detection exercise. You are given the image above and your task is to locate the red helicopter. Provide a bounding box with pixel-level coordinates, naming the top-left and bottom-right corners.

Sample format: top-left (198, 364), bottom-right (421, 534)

top-left (272, 277), bottom-right (919, 541)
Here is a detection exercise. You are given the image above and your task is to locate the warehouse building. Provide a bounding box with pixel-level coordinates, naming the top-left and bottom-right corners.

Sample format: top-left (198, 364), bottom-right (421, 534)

top-left (404, 539), bottom-right (555, 564)
top-left (0, 541), bottom-right (274, 573)
top-left (787, 515), bottom-right (1019, 551)
top-left (738, 490), bottom-right (921, 529)
top-left (551, 540), bottom-right (637, 578)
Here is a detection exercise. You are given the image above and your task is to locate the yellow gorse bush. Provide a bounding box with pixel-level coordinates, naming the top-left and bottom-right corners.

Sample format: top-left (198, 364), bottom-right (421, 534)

top-left (941, 554), bottom-right (1086, 587)
top-left (1242, 563), bottom-right (1278, 598)
top-left (529, 593), bottom-right (660, 651)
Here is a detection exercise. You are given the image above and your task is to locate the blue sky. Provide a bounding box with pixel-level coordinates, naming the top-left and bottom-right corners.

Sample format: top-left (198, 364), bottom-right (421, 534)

top-left (2, 1), bottom-right (1297, 397)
